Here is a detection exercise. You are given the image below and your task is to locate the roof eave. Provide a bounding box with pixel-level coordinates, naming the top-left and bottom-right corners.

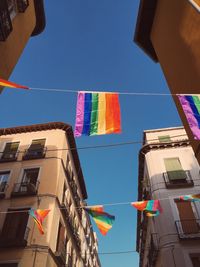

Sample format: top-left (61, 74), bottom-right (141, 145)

top-left (31, 0), bottom-right (46, 36)
top-left (134, 0), bottom-right (158, 62)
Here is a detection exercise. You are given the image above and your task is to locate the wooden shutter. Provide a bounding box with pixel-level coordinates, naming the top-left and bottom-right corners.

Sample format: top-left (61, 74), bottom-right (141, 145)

top-left (30, 139), bottom-right (45, 150)
top-left (164, 158), bottom-right (187, 180)
top-left (158, 135), bottom-right (171, 143)
top-left (176, 201), bottom-right (199, 234)
top-left (1, 209), bottom-right (29, 240)
top-left (4, 142), bottom-right (19, 152)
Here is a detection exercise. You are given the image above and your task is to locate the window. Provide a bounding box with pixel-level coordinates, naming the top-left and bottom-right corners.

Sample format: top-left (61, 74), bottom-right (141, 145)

top-left (0, 208), bottom-right (29, 247)
top-left (175, 200), bottom-right (200, 238)
top-left (55, 222), bottom-right (66, 263)
top-left (191, 255), bottom-right (200, 267)
top-left (0, 171), bottom-right (10, 194)
top-left (23, 139), bottom-right (46, 160)
top-left (1, 142), bottom-right (19, 162)
top-left (164, 158), bottom-right (187, 181)
top-left (158, 135), bottom-right (171, 143)
top-left (12, 168), bottom-right (40, 196)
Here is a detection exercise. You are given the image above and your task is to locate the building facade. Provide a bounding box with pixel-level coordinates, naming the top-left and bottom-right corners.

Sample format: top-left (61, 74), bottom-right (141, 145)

top-left (0, 0), bottom-right (45, 91)
top-left (0, 122), bottom-right (101, 267)
top-left (137, 126), bottom-right (200, 267)
top-left (134, 0), bottom-right (200, 164)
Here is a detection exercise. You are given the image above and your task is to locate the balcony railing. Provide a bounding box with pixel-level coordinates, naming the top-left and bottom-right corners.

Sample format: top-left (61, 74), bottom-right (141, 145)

top-left (0, 0), bottom-right (12, 41)
top-left (54, 241), bottom-right (66, 265)
top-left (175, 219), bottom-right (200, 239)
top-left (22, 147), bottom-right (47, 160)
top-left (163, 170), bottom-right (194, 189)
top-left (0, 151), bottom-right (18, 162)
top-left (0, 226), bottom-right (30, 248)
top-left (11, 181), bottom-right (39, 197)
top-left (17, 0), bottom-right (29, 13)
top-left (0, 182), bottom-right (8, 198)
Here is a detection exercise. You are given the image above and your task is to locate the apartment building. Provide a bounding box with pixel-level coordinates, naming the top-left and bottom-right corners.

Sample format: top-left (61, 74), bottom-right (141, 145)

top-left (0, 0), bottom-right (45, 92)
top-left (134, 0), bottom-right (200, 164)
top-left (137, 126), bottom-right (200, 267)
top-left (0, 122), bottom-right (101, 267)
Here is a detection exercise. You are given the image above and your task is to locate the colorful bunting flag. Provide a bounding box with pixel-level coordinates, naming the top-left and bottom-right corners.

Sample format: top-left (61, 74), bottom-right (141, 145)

top-left (75, 91), bottom-right (121, 137)
top-left (0, 78), bottom-right (29, 89)
top-left (131, 200), bottom-right (162, 217)
top-left (84, 206), bottom-right (115, 235)
top-left (29, 208), bottom-right (50, 234)
top-left (178, 194), bottom-right (200, 201)
top-left (178, 95), bottom-right (200, 140)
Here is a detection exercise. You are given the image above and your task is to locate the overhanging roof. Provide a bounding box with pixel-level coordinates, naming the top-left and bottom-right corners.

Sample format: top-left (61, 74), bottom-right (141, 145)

top-left (31, 0), bottom-right (46, 36)
top-left (134, 0), bottom-right (158, 62)
top-left (0, 122), bottom-right (88, 199)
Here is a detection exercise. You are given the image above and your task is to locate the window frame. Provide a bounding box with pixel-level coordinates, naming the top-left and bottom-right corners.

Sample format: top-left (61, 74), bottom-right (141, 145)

top-left (1, 141), bottom-right (20, 161)
top-left (0, 170), bottom-right (11, 193)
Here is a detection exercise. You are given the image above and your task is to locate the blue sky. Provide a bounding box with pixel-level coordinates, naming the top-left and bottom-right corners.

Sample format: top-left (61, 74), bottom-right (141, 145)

top-left (0, 1), bottom-right (182, 266)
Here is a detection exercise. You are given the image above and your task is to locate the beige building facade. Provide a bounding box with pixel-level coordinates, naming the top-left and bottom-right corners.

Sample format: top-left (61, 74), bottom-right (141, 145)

top-left (134, 0), bottom-right (200, 164)
top-left (0, 122), bottom-right (101, 267)
top-left (0, 0), bottom-right (45, 91)
top-left (137, 127), bottom-right (200, 267)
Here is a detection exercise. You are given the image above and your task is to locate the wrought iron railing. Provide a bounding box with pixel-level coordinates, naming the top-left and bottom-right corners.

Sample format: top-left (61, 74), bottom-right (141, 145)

top-left (0, 0), bottom-right (12, 41)
top-left (175, 219), bottom-right (200, 239)
top-left (163, 170), bottom-right (194, 188)
top-left (11, 181), bottom-right (39, 196)
top-left (0, 151), bottom-right (19, 162)
top-left (23, 147), bottom-right (47, 160)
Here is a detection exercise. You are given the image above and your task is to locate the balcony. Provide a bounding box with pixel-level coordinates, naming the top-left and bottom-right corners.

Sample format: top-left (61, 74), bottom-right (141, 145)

top-left (54, 241), bottom-right (66, 266)
top-left (11, 181), bottom-right (39, 197)
top-left (22, 147), bottom-right (47, 160)
top-left (175, 219), bottom-right (200, 239)
top-left (0, 226), bottom-right (30, 248)
top-left (163, 170), bottom-right (194, 189)
top-left (0, 0), bottom-right (12, 41)
top-left (17, 0), bottom-right (29, 13)
top-left (0, 182), bottom-right (8, 198)
top-left (0, 151), bottom-right (18, 162)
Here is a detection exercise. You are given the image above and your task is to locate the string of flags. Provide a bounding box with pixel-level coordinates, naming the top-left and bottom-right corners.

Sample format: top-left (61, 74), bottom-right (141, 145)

top-left (2, 77), bottom-right (200, 140)
top-left (178, 95), bottom-right (200, 140)
top-left (75, 91), bottom-right (121, 137)
top-left (84, 206), bottom-right (115, 236)
top-left (5, 194), bottom-right (200, 236)
top-left (29, 208), bottom-right (50, 235)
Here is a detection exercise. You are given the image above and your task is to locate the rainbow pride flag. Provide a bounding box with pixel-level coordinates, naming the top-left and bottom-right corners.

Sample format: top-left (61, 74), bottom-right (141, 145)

top-left (178, 194), bottom-right (200, 201)
top-left (84, 206), bottom-right (115, 235)
top-left (75, 91), bottom-right (121, 137)
top-left (131, 200), bottom-right (162, 217)
top-left (29, 208), bottom-right (50, 234)
top-left (178, 95), bottom-right (200, 140)
top-left (0, 78), bottom-right (29, 89)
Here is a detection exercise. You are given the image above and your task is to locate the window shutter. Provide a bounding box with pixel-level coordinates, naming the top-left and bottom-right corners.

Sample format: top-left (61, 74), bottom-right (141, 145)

top-left (158, 135), bottom-right (171, 143)
top-left (164, 158), bottom-right (187, 180)
top-left (29, 139), bottom-right (45, 150)
top-left (176, 201), bottom-right (199, 234)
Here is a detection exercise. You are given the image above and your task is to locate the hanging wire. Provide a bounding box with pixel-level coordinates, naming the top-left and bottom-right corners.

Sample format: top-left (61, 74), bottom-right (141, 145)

top-left (23, 87), bottom-right (200, 96)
